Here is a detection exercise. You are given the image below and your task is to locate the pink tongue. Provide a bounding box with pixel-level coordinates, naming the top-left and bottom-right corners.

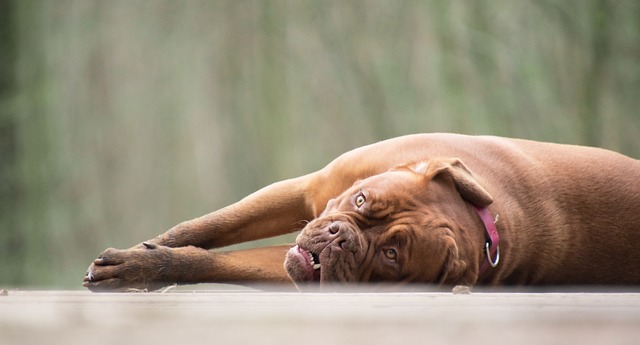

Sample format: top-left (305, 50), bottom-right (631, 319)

top-left (289, 245), bottom-right (312, 268)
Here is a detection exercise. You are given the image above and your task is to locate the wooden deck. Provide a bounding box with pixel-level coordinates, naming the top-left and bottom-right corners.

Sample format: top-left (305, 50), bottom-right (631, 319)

top-left (1, 287), bottom-right (639, 345)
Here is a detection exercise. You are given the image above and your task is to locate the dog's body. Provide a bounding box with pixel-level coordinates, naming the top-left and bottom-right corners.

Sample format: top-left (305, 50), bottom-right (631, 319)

top-left (84, 133), bottom-right (640, 291)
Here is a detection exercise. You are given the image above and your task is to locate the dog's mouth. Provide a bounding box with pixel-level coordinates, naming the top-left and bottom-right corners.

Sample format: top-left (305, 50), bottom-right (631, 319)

top-left (285, 245), bottom-right (322, 283)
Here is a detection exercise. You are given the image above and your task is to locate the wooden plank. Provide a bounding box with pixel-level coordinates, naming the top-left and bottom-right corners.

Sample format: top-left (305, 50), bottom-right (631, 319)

top-left (1, 289), bottom-right (639, 345)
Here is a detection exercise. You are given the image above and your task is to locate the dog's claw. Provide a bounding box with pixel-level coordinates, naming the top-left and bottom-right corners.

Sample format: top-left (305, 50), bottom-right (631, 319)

top-left (142, 242), bottom-right (157, 249)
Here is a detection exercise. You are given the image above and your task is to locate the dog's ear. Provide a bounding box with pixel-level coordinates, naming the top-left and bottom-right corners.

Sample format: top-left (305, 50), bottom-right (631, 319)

top-left (409, 158), bottom-right (493, 207)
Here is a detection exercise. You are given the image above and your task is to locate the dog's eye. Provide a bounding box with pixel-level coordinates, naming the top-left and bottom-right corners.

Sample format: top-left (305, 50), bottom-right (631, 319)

top-left (355, 194), bottom-right (366, 207)
top-left (383, 248), bottom-right (397, 261)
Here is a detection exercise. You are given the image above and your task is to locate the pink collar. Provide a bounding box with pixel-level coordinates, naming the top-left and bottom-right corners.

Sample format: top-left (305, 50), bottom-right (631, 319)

top-left (473, 206), bottom-right (500, 276)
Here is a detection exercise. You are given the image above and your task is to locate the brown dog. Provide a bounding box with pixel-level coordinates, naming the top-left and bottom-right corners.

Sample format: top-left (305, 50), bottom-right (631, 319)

top-left (83, 133), bottom-right (640, 291)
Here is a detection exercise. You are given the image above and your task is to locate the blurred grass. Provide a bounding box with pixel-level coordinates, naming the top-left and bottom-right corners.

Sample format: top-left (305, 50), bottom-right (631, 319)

top-left (1, 0), bottom-right (639, 288)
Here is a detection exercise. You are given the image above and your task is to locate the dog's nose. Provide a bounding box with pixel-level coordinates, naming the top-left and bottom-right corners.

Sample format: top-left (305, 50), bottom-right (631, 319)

top-left (327, 221), bottom-right (357, 253)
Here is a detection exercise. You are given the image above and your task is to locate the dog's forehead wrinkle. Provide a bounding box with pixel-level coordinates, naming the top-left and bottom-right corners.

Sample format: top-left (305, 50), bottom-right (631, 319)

top-left (364, 195), bottom-right (424, 225)
top-left (419, 216), bottom-right (451, 228)
top-left (370, 224), bottom-right (414, 254)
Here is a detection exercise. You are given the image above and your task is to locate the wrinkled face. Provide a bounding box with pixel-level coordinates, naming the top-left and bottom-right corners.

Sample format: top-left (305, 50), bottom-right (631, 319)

top-left (285, 165), bottom-right (475, 287)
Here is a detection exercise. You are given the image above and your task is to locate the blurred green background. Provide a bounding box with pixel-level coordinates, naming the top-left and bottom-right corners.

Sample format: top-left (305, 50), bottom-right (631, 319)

top-left (0, 0), bottom-right (639, 289)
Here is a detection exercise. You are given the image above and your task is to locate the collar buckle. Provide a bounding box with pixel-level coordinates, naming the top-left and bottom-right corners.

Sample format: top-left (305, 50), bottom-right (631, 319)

top-left (484, 241), bottom-right (500, 268)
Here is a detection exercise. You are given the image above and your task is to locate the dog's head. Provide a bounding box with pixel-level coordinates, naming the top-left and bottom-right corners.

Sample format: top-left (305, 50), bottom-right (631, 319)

top-left (284, 158), bottom-right (493, 287)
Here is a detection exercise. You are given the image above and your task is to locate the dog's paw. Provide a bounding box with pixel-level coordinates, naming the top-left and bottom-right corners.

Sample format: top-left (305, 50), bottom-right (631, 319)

top-left (83, 244), bottom-right (173, 292)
